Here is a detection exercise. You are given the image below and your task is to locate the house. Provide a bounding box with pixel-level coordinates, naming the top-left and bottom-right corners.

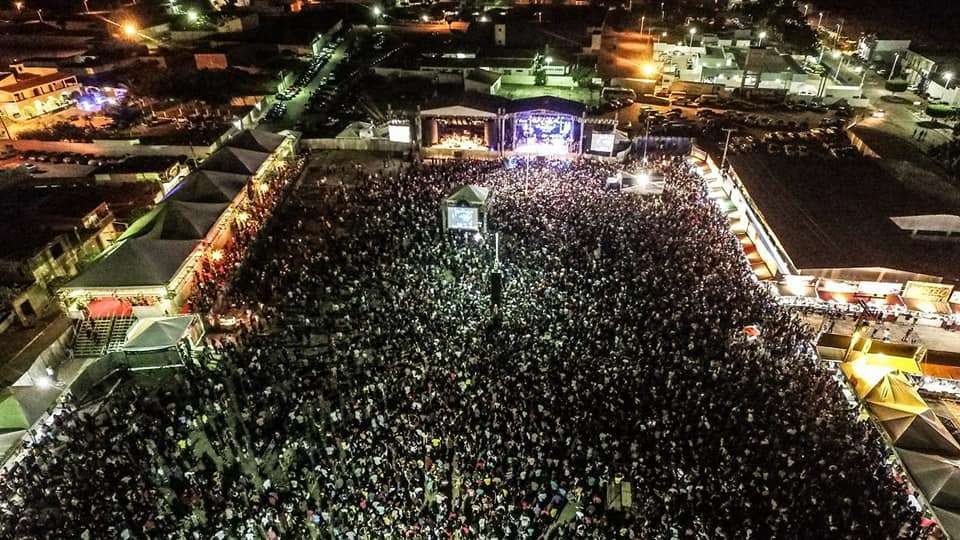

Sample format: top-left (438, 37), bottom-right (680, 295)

top-left (0, 188), bottom-right (117, 327)
top-left (0, 66), bottom-right (81, 121)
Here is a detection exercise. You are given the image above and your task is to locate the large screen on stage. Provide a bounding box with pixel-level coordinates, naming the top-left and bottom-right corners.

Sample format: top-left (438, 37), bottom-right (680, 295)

top-left (514, 112), bottom-right (574, 153)
top-left (591, 132), bottom-right (615, 153)
top-left (388, 124), bottom-right (411, 143)
top-left (447, 206), bottom-right (479, 231)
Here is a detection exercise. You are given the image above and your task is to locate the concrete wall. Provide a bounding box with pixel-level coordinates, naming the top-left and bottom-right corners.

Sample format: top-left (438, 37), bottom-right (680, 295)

top-left (303, 138), bottom-right (411, 153)
top-left (6, 139), bottom-right (217, 158)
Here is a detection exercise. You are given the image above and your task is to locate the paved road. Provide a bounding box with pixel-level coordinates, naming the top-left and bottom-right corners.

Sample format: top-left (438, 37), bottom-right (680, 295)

top-left (261, 37), bottom-right (351, 133)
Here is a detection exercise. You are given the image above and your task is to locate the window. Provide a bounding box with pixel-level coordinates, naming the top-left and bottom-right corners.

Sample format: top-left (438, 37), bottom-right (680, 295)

top-left (49, 241), bottom-right (64, 260)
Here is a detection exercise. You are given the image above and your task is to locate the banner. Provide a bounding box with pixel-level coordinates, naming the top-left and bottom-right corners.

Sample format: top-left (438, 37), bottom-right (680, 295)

top-left (902, 281), bottom-right (954, 303)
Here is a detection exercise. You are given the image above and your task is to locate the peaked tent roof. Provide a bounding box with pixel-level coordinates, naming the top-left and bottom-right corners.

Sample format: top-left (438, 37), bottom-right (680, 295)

top-left (873, 403), bottom-right (960, 457)
top-left (152, 201), bottom-right (227, 240)
top-left (0, 389), bottom-right (30, 432)
top-left (447, 185), bottom-right (491, 205)
top-left (201, 146), bottom-right (270, 176)
top-left (166, 170), bottom-right (249, 204)
top-left (119, 201), bottom-right (227, 241)
top-left (123, 316), bottom-right (194, 352)
top-left (931, 506), bottom-right (960, 540)
top-left (897, 449), bottom-right (960, 510)
top-left (227, 128), bottom-right (286, 154)
top-left (862, 373), bottom-right (927, 410)
top-left (65, 238), bottom-right (199, 289)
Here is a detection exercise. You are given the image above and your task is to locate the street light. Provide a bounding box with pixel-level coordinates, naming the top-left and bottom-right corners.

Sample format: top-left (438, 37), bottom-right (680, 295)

top-left (14, 1), bottom-right (23, 10)
top-left (688, 27), bottom-right (696, 47)
top-left (945, 72), bottom-right (955, 86)
top-left (123, 23), bottom-right (138, 37)
top-left (833, 51), bottom-right (845, 80)
top-left (758, 31), bottom-right (767, 47)
top-left (372, 5), bottom-right (382, 16)
top-left (421, 14), bottom-right (429, 22)
top-left (855, 66), bottom-right (866, 96)
top-left (816, 12), bottom-right (823, 32)
top-left (186, 9), bottom-right (198, 22)
top-left (544, 56), bottom-right (553, 65)
top-left (888, 52), bottom-right (900, 81)
top-left (639, 15), bottom-right (645, 36)
top-left (804, 3), bottom-right (809, 17)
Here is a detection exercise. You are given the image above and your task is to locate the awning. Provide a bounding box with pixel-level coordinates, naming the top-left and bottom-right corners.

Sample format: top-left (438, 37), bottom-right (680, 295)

top-left (122, 316), bottom-right (195, 352)
top-left (86, 297), bottom-right (133, 318)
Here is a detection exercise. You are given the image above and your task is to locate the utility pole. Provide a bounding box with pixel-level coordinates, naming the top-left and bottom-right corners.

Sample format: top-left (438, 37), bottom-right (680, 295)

top-left (641, 116), bottom-right (651, 162)
top-left (888, 53), bottom-right (900, 81)
top-left (719, 127), bottom-right (735, 171)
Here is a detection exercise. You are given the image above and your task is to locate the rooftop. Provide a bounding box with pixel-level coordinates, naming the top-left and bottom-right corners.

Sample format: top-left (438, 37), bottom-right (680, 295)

top-left (0, 185), bottom-right (108, 261)
top-left (727, 154), bottom-right (960, 283)
top-left (0, 72), bottom-right (77, 94)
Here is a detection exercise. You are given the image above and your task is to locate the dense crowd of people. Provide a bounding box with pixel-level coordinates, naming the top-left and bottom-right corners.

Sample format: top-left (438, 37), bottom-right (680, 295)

top-left (0, 153), bottom-right (928, 539)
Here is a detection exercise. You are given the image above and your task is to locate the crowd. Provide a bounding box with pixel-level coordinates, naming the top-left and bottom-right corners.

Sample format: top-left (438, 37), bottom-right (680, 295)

top-left (186, 156), bottom-right (307, 314)
top-left (0, 153), bottom-right (928, 539)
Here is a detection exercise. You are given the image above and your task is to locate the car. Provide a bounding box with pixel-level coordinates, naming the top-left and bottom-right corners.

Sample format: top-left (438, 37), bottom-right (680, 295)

top-left (797, 144), bottom-right (810, 157)
top-left (766, 143), bottom-right (782, 154)
top-left (783, 144), bottom-right (797, 157)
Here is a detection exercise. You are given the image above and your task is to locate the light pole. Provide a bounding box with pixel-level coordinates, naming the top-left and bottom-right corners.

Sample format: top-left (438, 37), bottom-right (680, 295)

top-left (835, 20), bottom-right (843, 48)
top-left (832, 51), bottom-right (844, 81)
top-left (888, 52), bottom-right (900, 81)
top-left (15, 1), bottom-right (23, 11)
top-left (856, 66), bottom-right (866, 97)
top-left (660, 1), bottom-right (664, 20)
top-left (816, 12), bottom-right (823, 32)
top-left (758, 31), bottom-right (767, 48)
top-left (688, 28), bottom-right (696, 47)
top-left (804, 3), bottom-right (809, 17)
top-left (720, 127), bottom-right (736, 171)
top-left (639, 15), bottom-right (645, 36)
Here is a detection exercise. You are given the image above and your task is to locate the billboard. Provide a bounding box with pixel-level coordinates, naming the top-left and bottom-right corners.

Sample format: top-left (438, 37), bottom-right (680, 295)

top-left (902, 281), bottom-right (954, 303)
top-left (388, 124), bottom-right (411, 143)
top-left (591, 132), bottom-right (615, 153)
top-left (447, 206), bottom-right (479, 231)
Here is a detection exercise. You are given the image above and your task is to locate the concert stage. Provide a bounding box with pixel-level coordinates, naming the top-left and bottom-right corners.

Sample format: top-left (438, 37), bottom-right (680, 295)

top-left (419, 95), bottom-right (586, 156)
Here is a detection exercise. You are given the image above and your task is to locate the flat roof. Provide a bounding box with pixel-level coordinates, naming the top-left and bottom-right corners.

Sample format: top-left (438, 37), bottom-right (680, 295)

top-left (727, 154), bottom-right (960, 282)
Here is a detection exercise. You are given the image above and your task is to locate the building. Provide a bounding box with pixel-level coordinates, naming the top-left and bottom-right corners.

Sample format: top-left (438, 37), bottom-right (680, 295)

top-left (0, 188), bottom-right (117, 328)
top-left (902, 48), bottom-right (960, 90)
top-left (857, 36), bottom-right (911, 64)
top-left (57, 128), bottom-right (298, 317)
top-left (0, 67), bottom-right (81, 121)
top-left (719, 154), bottom-right (960, 286)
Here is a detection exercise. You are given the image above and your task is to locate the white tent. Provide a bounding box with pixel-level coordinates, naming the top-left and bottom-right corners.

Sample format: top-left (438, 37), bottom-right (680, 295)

top-left (122, 316), bottom-right (196, 352)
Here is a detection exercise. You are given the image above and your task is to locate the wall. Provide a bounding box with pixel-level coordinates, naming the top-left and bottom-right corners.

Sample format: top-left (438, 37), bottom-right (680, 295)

top-left (6, 139), bottom-right (217, 158)
top-left (303, 138), bottom-right (411, 153)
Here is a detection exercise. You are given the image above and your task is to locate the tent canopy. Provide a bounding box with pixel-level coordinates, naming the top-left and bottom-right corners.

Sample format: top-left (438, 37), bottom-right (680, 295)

top-left (227, 128), bottom-right (287, 154)
top-left (898, 449), bottom-right (960, 510)
top-left (446, 185), bottom-right (491, 206)
top-left (65, 238), bottom-right (198, 289)
top-left (201, 146), bottom-right (270, 176)
top-left (123, 316), bottom-right (195, 352)
top-left (0, 389), bottom-right (30, 432)
top-left (166, 170), bottom-right (249, 204)
top-left (118, 201), bottom-right (227, 242)
top-left (873, 403), bottom-right (960, 457)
